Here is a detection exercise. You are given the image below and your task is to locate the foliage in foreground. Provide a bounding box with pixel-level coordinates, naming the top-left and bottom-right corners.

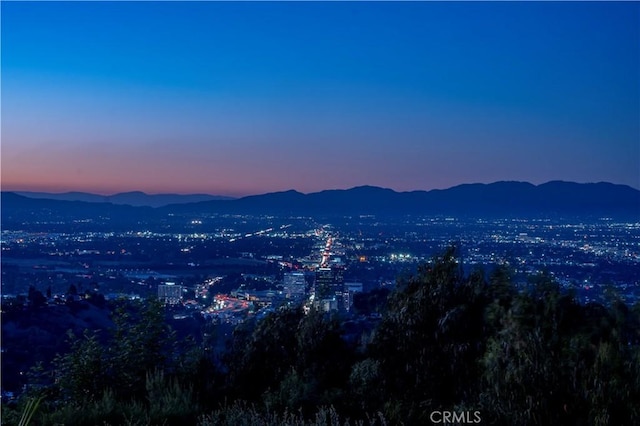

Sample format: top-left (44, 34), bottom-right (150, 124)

top-left (3, 247), bottom-right (639, 425)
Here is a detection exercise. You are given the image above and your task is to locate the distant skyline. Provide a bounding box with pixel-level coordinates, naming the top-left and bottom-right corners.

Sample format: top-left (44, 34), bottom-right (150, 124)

top-left (2, 2), bottom-right (639, 197)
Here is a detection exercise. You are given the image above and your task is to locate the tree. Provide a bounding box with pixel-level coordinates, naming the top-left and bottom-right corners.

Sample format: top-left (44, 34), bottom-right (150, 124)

top-left (266, 308), bottom-right (352, 415)
top-left (226, 307), bottom-right (303, 402)
top-left (479, 272), bottom-right (640, 425)
top-left (52, 329), bottom-right (106, 403)
top-left (368, 247), bottom-right (488, 422)
top-left (107, 298), bottom-right (178, 401)
top-left (27, 286), bottom-right (46, 308)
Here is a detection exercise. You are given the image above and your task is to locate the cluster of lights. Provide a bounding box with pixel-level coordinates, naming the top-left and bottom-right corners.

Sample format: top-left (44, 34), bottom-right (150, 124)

top-left (390, 253), bottom-right (412, 260)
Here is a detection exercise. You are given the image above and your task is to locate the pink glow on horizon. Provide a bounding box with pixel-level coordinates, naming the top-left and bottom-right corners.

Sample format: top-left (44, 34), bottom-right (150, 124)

top-left (1, 171), bottom-right (466, 197)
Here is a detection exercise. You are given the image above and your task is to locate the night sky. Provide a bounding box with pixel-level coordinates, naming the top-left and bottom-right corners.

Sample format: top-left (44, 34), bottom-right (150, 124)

top-left (2, 2), bottom-right (638, 197)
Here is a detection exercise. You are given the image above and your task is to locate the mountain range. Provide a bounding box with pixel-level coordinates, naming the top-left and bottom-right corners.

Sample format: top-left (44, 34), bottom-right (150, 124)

top-left (2, 181), bottom-right (639, 224)
top-left (13, 191), bottom-right (234, 208)
top-left (165, 181), bottom-right (640, 216)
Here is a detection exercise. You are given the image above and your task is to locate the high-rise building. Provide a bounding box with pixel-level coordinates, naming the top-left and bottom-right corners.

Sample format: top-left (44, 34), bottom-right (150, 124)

top-left (314, 266), bottom-right (345, 311)
top-left (283, 271), bottom-right (306, 300)
top-left (158, 283), bottom-right (183, 305)
top-left (343, 282), bottom-right (363, 311)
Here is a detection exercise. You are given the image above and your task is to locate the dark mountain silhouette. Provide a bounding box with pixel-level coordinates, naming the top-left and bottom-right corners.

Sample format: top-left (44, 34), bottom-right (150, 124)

top-left (1, 192), bottom-right (156, 227)
top-left (14, 191), bottom-right (234, 207)
top-left (163, 181), bottom-right (640, 217)
top-left (2, 181), bottom-right (639, 223)
top-left (14, 191), bottom-right (109, 204)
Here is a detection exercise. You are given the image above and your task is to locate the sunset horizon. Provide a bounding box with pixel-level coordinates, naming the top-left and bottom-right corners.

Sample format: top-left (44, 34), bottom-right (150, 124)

top-left (3, 177), bottom-right (639, 200)
top-left (2, 2), bottom-right (638, 199)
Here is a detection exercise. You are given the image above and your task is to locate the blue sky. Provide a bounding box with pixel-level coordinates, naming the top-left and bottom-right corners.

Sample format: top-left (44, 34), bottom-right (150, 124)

top-left (2, 1), bottom-right (638, 196)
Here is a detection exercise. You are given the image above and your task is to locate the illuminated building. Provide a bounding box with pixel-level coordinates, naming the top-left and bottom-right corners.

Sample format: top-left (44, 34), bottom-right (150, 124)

top-left (283, 271), bottom-right (306, 300)
top-left (158, 282), bottom-right (183, 305)
top-left (314, 266), bottom-right (345, 311)
top-left (343, 282), bottom-right (363, 311)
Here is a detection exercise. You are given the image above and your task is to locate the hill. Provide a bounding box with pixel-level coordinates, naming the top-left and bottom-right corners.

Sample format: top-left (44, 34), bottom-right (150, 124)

top-left (2, 181), bottom-right (639, 223)
top-left (14, 191), bottom-right (235, 207)
top-left (162, 181), bottom-right (640, 217)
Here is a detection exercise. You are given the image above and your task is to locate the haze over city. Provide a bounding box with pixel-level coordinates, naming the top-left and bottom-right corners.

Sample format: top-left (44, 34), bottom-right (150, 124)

top-left (2, 1), bottom-right (639, 197)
